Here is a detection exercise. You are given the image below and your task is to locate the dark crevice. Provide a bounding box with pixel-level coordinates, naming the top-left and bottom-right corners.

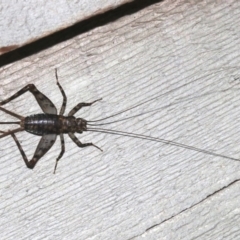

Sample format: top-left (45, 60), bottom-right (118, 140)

top-left (0, 0), bottom-right (164, 68)
top-left (129, 178), bottom-right (240, 239)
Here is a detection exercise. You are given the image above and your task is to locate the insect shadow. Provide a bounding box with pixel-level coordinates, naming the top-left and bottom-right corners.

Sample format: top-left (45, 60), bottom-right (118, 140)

top-left (0, 69), bottom-right (239, 173)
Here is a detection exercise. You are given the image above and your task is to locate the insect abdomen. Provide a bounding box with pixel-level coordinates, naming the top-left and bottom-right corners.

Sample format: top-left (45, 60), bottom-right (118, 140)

top-left (23, 114), bottom-right (87, 136)
top-left (24, 114), bottom-right (63, 136)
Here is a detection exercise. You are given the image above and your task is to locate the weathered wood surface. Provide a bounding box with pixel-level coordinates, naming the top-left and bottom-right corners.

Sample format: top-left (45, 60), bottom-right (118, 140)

top-left (0, 1), bottom-right (240, 239)
top-left (0, 0), bottom-right (132, 53)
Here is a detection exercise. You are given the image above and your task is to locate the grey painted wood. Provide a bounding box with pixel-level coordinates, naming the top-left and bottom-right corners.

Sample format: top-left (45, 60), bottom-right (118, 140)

top-left (0, 0), bottom-right (239, 239)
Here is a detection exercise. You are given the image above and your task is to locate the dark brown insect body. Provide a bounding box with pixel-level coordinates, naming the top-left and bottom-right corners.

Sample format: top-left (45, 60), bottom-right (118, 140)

top-left (23, 114), bottom-right (87, 135)
top-left (0, 69), bottom-right (239, 173)
top-left (0, 69), bottom-right (102, 173)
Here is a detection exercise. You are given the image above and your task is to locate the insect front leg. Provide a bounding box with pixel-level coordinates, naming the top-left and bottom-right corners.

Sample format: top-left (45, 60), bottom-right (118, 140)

top-left (68, 98), bottom-right (102, 116)
top-left (0, 84), bottom-right (57, 115)
top-left (68, 132), bottom-right (103, 151)
top-left (11, 133), bottom-right (57, 169)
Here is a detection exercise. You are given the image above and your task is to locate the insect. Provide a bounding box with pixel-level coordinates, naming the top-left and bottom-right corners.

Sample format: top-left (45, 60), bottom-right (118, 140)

top-left (0, 69), bottom-right (239, 173)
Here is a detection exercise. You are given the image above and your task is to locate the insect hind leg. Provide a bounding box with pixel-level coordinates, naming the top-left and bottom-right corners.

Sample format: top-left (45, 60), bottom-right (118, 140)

top-left (0, 84), bottom-right (57, 115)
top-left (11, 132), bottom-right (35, 169)
top-left (11, 133), bottom-right (57, 169)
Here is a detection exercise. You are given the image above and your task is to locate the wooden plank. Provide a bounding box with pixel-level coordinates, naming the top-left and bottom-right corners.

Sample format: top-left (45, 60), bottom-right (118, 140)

top-left (0, 0), bottom-right (240, 239)
top-left (134, 181), bottom-right (240, 239)
top-left (0, 0), bottom-right (132, 54)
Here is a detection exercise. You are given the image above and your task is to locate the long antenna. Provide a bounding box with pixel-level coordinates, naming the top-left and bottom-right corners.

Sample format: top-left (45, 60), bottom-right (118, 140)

top-left (88, 103), bottom-right (173, 126)
top-left (87, 127), bottom-right (240, 162)
top-left (87, 81), bottom-right (189, 123)
top-left (88, 87), bottom-right (230, 124)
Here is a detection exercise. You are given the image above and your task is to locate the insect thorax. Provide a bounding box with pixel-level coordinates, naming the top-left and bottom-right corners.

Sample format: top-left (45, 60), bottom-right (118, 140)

top-left (22, 114), bottom-right (87, 136)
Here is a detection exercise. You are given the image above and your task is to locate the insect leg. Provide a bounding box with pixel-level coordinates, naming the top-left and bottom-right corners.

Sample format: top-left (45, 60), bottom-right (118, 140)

top-left (0, 106), bottom-right (24, 120)
top-left (0, 127), bottom-right (23, 139)
top-left (0, 84), bottom-right (57, 115)
top-left (68, 132), bottom-right (103, 151)
top-left (53, 133), bottom-right (65, 174)
top-left (55, 69), bottom-right (67, 116)
top-left (11, 133), bottom-right (32, 168)
top-left (68, 98), bottom-right (102, 116)
top-left (11, 133), bottom-right (57, 169)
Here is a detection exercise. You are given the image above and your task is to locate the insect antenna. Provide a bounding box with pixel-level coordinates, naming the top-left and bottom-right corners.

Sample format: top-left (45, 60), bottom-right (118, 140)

top-left (88, 105), bottom-right (171, 126)
top-left (87, 91), bottom-right (240, 162)
top-left (88, 99), bottom-right (179, 126)
top-left (88, 81), bottom-right (220, 124)
top-left (87, 127), bottom-right (240, 162)
top-left (88, 86), bottom-right (234, 125)
top-left (87, 89), bottom-right (178, 123)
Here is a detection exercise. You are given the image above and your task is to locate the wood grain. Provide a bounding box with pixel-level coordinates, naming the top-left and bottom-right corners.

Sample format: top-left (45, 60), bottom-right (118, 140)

top-left (0, 0), bottom-right (240, 239)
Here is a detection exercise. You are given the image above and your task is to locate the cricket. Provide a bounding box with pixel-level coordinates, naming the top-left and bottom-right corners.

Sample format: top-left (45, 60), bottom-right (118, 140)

top-left (0, 69), bottom-right (239, 173)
